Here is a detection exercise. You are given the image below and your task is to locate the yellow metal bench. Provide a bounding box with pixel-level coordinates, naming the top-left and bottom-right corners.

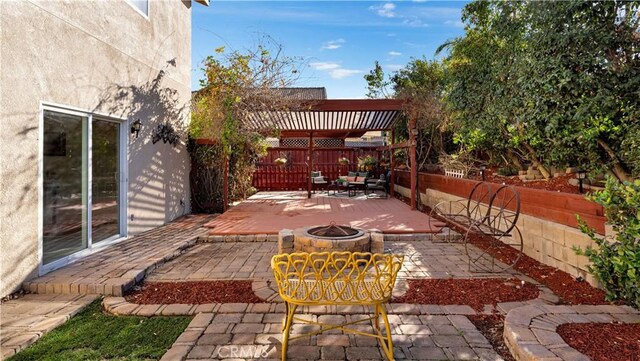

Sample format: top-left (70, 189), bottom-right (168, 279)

top-left (271, 251), bottom-right (404, 361)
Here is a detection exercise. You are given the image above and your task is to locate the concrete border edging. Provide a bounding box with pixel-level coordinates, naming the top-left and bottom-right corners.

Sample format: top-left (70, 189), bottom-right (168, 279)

top-left (503, 304), bottom-right (640, 361)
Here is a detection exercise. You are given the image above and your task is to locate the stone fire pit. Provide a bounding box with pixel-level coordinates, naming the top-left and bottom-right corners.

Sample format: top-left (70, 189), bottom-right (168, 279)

top-left (278, 223), bottom-right (384, 254)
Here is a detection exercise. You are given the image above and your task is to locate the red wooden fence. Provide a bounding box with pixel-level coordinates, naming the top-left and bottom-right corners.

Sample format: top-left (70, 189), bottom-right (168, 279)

top-left (252, 147), bottom-right (380, 191)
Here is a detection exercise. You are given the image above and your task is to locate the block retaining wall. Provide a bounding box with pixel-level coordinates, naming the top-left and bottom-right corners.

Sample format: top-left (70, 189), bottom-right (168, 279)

top-left (393, 171), bottom-right (607, 286)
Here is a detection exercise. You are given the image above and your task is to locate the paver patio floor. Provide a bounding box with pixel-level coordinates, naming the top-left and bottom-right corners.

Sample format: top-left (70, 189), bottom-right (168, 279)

top-left (146, 240), bottom-right (517, 284)
top-left (6, 212), bottom-right (638, 361)
top-left (168, 306), bottom-right (503, 361)
top-left (24, 214), bottom-right (215, 296)
top-left (144, 239), bottom-right (518, 360)
top-left (204, 192), bottom-right (446, 235)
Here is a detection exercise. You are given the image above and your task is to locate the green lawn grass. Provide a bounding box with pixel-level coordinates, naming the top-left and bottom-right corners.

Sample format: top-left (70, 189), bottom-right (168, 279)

top-left (8, 299), bottom-right (192, 361)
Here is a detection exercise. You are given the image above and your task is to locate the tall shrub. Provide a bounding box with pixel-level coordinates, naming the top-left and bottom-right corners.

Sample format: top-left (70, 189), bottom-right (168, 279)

top-left (441, 0), bottom-right (640, 180)
top-left (191, 39), bottom-right (303, 207)
top-left (577, 178), bottom-right (640, 308)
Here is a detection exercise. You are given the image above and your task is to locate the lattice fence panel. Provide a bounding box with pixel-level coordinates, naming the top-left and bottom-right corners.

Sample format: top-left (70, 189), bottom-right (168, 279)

top-left (279, 138), bottom-right (344, 148)
top-left (280, 138), bottom-right (309, 147)
top-left (314, 138), bottom-right (343, 147)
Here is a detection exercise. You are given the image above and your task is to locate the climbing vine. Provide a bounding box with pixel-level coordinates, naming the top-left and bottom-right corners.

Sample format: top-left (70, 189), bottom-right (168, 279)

top-left (190, 38), bottom-right (304, 210)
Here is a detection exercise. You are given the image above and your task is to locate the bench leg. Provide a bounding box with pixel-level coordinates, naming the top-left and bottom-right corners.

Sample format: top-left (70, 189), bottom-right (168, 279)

top-left (373, 304), bottom-right (380, 331)
top-left (375, 303), bottom-right (394, 361)
top-left (282, 302), bottom-right (297, 361)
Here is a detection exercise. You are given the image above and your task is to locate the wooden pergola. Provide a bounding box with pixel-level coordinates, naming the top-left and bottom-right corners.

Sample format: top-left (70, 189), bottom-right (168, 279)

top-left (236, 98), bottom-right (420, 210)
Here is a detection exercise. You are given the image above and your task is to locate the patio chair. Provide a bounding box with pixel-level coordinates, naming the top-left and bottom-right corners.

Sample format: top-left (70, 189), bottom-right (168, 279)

top-left (338, 173), bottom-right (364, 197)
top-left (311, 171), bottom-right (327, 194)
top-left (365, 170), bottom-right (390, 198)
top-left (272, 251), bottom-right (404, 361)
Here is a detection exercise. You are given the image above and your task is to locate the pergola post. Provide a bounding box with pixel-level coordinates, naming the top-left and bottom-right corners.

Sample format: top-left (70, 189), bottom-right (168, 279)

top-left (223, 154), bottom-right (229, 211)
top-left (409, 115), bottom-right (417, 210)
top-left (307, 131), bottom-right (314, 199)
top-left (389, 129), bottom-right (395, 197)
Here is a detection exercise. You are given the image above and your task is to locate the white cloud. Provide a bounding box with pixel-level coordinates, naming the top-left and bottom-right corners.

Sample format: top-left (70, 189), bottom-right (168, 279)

top-left (310, 62), bottom-right (362, 79)
top-left (330, 68), bottom-right (362, 79)
top-left (310, 62), bottom-right (340, 71)
top-left (321, 39), bottom-right (345, 50)
top-left (370, 3), bottom-right (396, 18)
top-left (403, 18), bottom-right (428, 27)
top-left (387, 33), bottom-right (396, 37)
top-left (386, 64), bottom-right (404, 71)
top-left (388, 51), bottom-right (402, 57)
top-left (444, 19), bottom-right (465, 28)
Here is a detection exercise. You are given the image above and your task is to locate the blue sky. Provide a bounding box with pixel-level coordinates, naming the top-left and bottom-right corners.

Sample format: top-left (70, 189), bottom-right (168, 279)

top-left (192, 1), bottom-right (468, 99)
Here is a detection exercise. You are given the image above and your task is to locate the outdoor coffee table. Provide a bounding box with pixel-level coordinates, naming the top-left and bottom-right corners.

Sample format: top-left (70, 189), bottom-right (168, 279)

top-left (348, 181), bottom-right (366, 197)
top-left (328, 181), bottom-right (348, 195)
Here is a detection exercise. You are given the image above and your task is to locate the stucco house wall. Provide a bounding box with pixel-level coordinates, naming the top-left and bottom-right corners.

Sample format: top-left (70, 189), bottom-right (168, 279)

top-left (0, 0), bottom-right (194, 298)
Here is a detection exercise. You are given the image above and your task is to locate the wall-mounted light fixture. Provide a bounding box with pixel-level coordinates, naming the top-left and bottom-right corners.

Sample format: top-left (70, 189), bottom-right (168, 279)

top-left (130, 119), bottom-right (142, 138)
top-left (576, 169), bottom-right (587, 193)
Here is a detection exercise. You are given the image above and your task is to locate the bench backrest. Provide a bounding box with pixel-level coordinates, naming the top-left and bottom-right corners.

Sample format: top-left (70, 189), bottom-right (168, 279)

top-left (271, 252), bottom-right (404, 305)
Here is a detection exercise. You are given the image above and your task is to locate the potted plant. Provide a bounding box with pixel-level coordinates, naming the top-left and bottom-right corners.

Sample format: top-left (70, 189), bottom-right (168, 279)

top-left (274, 157), bottom-right (287, 166)
top-left (358, 155), bottom-right (378, 171)
top-left (338, 157), bottom-right (350, 165)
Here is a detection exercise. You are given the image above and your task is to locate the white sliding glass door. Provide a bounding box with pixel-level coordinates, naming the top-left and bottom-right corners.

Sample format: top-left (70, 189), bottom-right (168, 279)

top-left (91, 119), bottom-right (121, 244)
top-left (42, 107), bottom-right (125, 267)
top-left (42, 110), bottom-right (89, 264)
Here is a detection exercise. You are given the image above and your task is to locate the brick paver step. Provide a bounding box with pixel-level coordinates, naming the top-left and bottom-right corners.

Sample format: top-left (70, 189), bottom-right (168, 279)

top-left (23, 214), bottom-right (215, 296)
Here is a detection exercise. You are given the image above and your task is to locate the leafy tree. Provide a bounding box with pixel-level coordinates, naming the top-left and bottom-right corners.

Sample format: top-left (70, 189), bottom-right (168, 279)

top-left (364, 61), bottom-right (392, 99)
top-left (441, 0), bottom-right (640, 180)
top-left (440, 1), bottom-right (549, 176)
top-left (191, 38), bottom-right (303, 207)
top-left (523, 1), bottom-right (640, 181)
top-left (365, 58), bottom-right (447, 209)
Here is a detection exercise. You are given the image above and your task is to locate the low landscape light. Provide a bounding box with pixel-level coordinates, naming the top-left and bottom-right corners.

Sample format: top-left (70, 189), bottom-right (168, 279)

top-left (576, 169), bottom-right (587, 193)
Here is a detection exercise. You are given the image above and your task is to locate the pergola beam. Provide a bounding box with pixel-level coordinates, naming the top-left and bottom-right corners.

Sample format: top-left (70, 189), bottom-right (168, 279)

top-left (245, 99), bottom-right (405, 133)
top-left (303, 99), bottom-right (405, 111)
top-left (376, 141), bottom-right (409, 151)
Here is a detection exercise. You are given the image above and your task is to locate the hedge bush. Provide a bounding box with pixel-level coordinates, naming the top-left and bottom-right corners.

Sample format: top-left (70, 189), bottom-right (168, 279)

top-left (577, 178), bottom-right (640, 309)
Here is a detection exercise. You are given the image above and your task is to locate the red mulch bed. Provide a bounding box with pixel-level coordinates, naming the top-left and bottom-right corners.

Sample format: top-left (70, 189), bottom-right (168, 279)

top-left (402, 190), bottom-right (611, 305)
top-left (465, 232), bottom-right (611, 305)
top-left (557, 323), bottom-right (640, 361)
top-left (468, 169), bottom-right (582, 194)
top-left (468, 314), bottom-right (516, 361)
top-left (393, 278), bottom-right (540, 311)
top-left (125, 280), bottom-right (264, 304)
